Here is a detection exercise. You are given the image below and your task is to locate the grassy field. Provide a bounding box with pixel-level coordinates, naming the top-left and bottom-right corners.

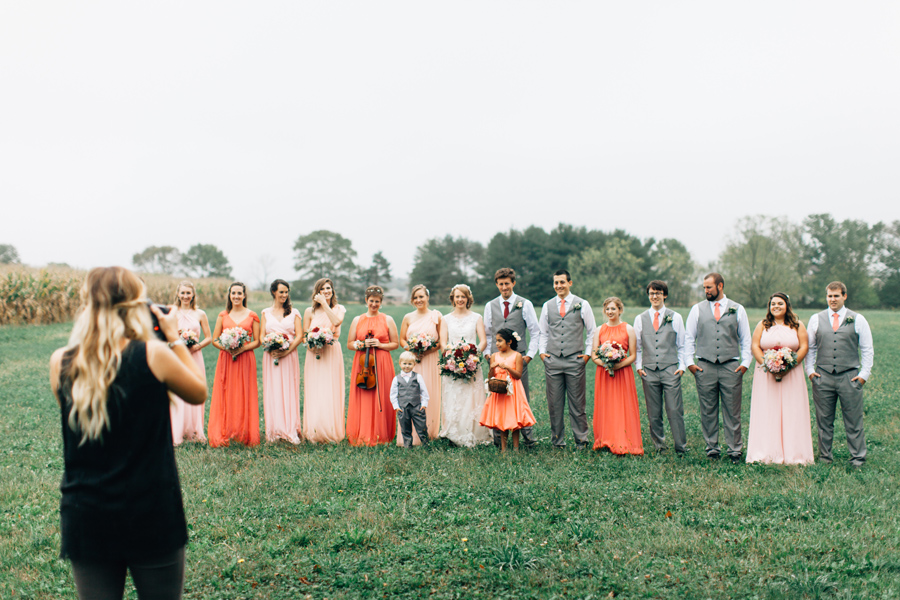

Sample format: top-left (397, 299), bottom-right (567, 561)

top-left (2, 303), bottom-right (900, 599)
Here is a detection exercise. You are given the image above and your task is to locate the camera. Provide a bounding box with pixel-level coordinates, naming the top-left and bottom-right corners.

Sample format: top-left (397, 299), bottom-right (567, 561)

top-left (147, 301), bottom-right (171, 341)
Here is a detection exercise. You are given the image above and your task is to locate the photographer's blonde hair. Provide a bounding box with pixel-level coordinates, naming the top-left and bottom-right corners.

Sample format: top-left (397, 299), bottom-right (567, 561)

top-left (65, 267), bottom-right (154, 444)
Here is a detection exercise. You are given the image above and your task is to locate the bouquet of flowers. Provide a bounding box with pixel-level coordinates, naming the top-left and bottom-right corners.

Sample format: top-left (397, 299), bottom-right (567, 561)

top-left (595, 341), bottom-right (626, 377)
top-left (218, 327), bottom-right (251, 362)
top-left (180, 329), bottom-right (200, 349)
top-left (305, 327), bottom-right (335, 359)
top-left (406, 333), bottom-right (439, 362)
top-left (762, 346), bottom-right (799, 382)
top-left (262, 332), bottom-right (291, 366)
top-left (438, 340), bottom-right (482, 381)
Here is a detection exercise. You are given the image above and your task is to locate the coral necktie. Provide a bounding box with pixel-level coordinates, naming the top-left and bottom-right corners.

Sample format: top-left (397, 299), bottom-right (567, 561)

top-left (559, 298), bottom-right (565, 318)
top-left (653, 311), bottom-right (660, 332)
top-left (714, 302), bottom-right (721, 322)
top-left (832, 312), bottom-right (840, 332)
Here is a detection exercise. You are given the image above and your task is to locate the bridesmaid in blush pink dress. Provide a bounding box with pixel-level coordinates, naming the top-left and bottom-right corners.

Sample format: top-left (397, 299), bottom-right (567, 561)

top-left (169, 281), bottom-right (212, 445)
top-left (747, 292), bottom-right (814, 465)
top-left (261, 279), bottom-right (304, 444)
top-left (396, 284), bottom-right (442, 445)
top-left (302, 278), bottom-right (347, 443)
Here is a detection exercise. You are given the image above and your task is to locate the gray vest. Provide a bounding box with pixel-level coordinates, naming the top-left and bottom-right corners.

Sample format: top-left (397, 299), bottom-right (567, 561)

top-left (640, 309), bottom-right (679, 370)
top-left (545, 295), bottom-right (586, 357)
top-left (489, 297), bottom-right (528, 353)
top-left (814, 309), bottom-right (860, 373)
top-left (695, 300), bottom-right (742, 363)
top-left (396, 374), bottom-right (422, 408)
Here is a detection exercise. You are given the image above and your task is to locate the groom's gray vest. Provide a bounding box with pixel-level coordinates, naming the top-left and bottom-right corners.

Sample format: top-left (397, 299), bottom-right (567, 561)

top-left (489, 297), bottom-right (528, 351)
top-left (545, 295), bottom-right (586, 358)
top-left (640, 309), bottom-right (678, 370)
top-left (814, 309), bottom-right (860, 373)
top-left (695, 301), bottom-right (742, 363)
top-left (396, 375), bottom-right (422, 409)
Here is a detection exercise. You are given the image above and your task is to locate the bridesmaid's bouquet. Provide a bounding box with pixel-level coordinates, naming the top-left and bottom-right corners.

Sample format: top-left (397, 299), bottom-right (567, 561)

top-left (305, 327), bottom-right (335, 359)
top-left (439, 340), bottom-right (481, 381)
top-left (596, 341), bottom-right (626, 377)
top-left (218, 327), bottom-right (251, 362)
top-left (762, 346), bottom-right (799, 382)
top-left (262, 332), bottom-right (291, 366)
top-left (180, 329), bottom-right (200, 349)
top-left (406, 333), bottom-right (438, 362)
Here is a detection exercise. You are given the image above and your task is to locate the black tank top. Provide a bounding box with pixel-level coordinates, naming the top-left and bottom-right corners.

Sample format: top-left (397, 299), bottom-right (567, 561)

top-left (58, 340), bottom-right (188, 560)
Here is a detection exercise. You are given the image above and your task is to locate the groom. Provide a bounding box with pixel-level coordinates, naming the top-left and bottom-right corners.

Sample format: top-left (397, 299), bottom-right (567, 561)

top-left (484, 267), bottom-right (541, 448)
top-left (539, 269), bottom-right (595, 449)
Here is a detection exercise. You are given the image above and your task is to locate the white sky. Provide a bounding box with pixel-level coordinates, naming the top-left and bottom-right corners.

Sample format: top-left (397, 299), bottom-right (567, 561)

top-left (2, 2), bottom-right (898, 285)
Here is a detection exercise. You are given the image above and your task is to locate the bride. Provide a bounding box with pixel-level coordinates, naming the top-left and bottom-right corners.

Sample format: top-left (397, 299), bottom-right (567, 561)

top-left (439, 284), bottom-right (492, 447)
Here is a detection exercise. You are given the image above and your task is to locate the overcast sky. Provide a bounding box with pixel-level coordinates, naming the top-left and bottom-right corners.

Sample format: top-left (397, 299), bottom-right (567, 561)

top-left (2, 2), bottom-right (898, 285)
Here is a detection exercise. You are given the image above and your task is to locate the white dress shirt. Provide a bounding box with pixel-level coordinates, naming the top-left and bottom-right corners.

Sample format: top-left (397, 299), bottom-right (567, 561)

top-left (389, 371), bottom-right (430, 410)
top-left (684, 295), bottom-right (752, 368)
top-left (804, 306), bottom-right (874, 380)
top-left (538, 294), bottom-right (597, 356)
top-left (633, 305), bottom-right (687, 372)
top-left (483, 293), bottom-right (541, 359)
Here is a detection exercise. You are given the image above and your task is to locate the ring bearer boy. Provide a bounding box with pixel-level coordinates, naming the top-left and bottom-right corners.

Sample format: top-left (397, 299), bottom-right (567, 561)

top-left (391, 351), bottom-right (430, 448)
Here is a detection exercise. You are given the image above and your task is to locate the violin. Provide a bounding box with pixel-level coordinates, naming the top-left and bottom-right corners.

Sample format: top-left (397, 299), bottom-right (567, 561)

top-left (355, 331), bottom-right (377, 390)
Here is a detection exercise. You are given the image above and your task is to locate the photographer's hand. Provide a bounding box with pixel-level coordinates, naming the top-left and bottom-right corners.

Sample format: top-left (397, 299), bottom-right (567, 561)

top-left (151, 305), bottom-right (180, 342)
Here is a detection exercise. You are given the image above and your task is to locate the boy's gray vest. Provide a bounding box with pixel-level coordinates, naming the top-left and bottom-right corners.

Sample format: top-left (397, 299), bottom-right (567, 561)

top-left (814, 309), bottom-right (860, 373)
top-left (545, 295), bottom-right (586, 358)
top-left (695, 300), bottom-right (742, 363)
top-left (640, 309), bottom-right (679, 370)
top-left (489, 297), bottom-right (527, 352)
top-left (396, 375), bottom-right (422, 408)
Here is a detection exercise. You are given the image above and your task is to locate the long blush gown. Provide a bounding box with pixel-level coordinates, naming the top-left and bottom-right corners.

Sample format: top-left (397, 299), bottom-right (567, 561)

top-left (593, 323), bottom-right (644, 455)
top-left (396, 309), bottom-right (442, 446)
top-left (303, 305), bottom-right (346, 443)
top-left (208, 311), bottom-right (260, 447)
top-left (746, 324), bottom-right (814, 465)
top-left (261, 307), bottom-right (302, 444)
top-left (479, 354), bottom-right (536, 432)
top-left (347, 313), bottom-right (396, 446)
top-left (170, 309), bottom-right (208, 445)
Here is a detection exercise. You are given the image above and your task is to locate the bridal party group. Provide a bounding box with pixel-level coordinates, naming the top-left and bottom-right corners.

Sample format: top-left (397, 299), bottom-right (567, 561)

top-left (168, 268), bottom-right (873, 466)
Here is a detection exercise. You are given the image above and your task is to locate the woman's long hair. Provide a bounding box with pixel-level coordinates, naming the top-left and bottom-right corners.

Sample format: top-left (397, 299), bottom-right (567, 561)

top-left (270, 279), bottom-right (292, 317)
top-left (173, 280), bottom-right (197, 310)
top-left (762, 292), bottom-right (799, 330)
top-left (311, 278), bottom-right (338, 312)
top-left (226, 282), bottom-right (248, 311)
top-left (65, 267), bottom-right (153, 444)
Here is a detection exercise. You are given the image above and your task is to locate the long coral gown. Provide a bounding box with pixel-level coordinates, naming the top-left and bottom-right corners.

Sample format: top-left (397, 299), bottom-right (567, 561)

top-left (170, 309), bottom-right (208, 445)
top-left (208, 311), bottom-right (260, 447)
top-left (593, 323), bottom-right (644, 455)
top-left (261, 307), bottom-right (302, 444)
top-left (746, 324), bottom-right (814, 465)
top-left (303, 305), bottom-right (346, 443)
top-left (480, 354), bottom-right (536, 431)
top-left (347, 312), bottom-right (396, 446)
top-left (396, 309), bottom-right (442, 446)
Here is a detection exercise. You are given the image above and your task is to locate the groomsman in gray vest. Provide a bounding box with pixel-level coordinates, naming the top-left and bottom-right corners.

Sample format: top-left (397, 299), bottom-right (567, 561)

top-left (804, 282), bottom-right (873, 467)
top-left (634, 280), bottom-right (688, 455)
top-left (484, 267), bottom-right (541, 448)
top-left (539, 269), bottom-right (596, 449)
top-left (685, 273), bottom-right (751, 463)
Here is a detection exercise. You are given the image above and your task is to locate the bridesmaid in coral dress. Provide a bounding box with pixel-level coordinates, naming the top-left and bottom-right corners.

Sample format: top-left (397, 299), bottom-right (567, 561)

top-left (302, 278), bottom-right (347, 443)
top-left (170, 280), bottom-right (212, 445)
top-left (592, 297), bottom-right (644, 455)
top-left (346, 285), bottom-right (399, 446)
top-left (747, 292), bottom-right (814, 465)
top-left (208, 282), bottom-right (261, 447)
top-left (260, 279), bottom-right (304, 444)
top-left (480, 328), bottom-right (536, 452)
top-left (396, 284), bottom-right (442, 445)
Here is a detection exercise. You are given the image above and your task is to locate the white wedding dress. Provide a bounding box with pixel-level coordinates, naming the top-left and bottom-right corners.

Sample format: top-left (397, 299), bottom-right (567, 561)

top-left (439, 311), bottom-right (491, 447)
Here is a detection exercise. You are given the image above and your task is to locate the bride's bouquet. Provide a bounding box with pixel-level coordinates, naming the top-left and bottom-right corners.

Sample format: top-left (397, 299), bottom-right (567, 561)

top-left (762, 346), bottom-right (799, 382)
top-left (218, 327), bottom-right (251, 362)
top-left (406, 333), bottom-right (438, 362)
top-left (180, 329), bottom-right (200, 349)
top-left (595, 341), bottom-right (626, 377)
top-left (305, 327), bottom-right (335, 359)
top-left (439, 340), bottom-right (481, 381)
top-left (262, 332), bottom-right (291, 365)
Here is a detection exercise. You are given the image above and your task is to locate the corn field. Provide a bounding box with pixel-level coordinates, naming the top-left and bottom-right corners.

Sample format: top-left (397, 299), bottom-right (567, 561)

top-left (0, 266), bottom-right (232, 326)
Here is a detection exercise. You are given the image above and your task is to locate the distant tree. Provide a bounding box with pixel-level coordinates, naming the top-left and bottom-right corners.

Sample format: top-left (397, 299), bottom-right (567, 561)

top-left (361, 251), bottom-right (393, 288)
top-left (648, 238), bottom-right (697, 307)
top-left (874, 220), bottom-right (900, 308)
top-left (292, 230), bottom-right (359, 299)
top-left (409, 236), bottom-right (484, 303)
top-left (253, 253), bottom-right (278, 291)
top-left (568, 238), bottom-right (645, 307)
top-left (181, 244), bottom-right (232, 279)
top-left (0, 244), bottom-right (21, 264)
top-left (132, 245), bottom-right (181, 274)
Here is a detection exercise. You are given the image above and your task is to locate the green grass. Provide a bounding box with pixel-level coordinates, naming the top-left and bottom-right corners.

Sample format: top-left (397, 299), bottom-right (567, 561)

top-left (2, 304), bottom-right (900, 599)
